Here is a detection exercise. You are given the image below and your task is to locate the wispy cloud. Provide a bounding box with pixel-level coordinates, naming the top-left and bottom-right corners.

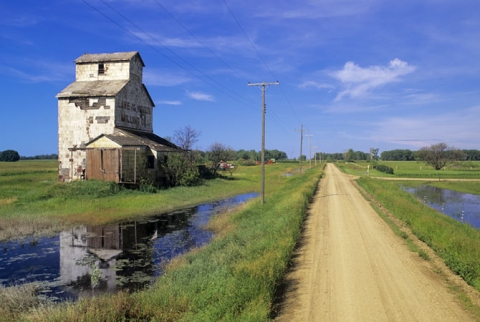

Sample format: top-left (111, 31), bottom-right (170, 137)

top-left (330, 59), bottom-right (416, 101)
top-left (368, 106), bottom-right (480, 149)
top-left (187, 91), bottom-right (215, 102)
top-left (299, 80), bottom-right (335, 91)
top-left (157, 100), bottom-right (182, 106)
top-left (143, 69), bottom-right (192, 86)
top-left (0, 60), bottom-right (72, 83)
top-left (254, 0), bottom-right (376, 19)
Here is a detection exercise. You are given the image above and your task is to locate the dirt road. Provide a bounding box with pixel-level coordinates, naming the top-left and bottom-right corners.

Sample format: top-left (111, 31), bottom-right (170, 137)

top-left (275, 163), bottom-right (474, 321)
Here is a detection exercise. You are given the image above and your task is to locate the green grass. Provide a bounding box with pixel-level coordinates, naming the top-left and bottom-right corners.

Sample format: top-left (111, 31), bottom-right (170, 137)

top-left (9, 163), bottom-right (323, 321)
top-left (0, 161), bottom-right (305, 241)
top-left (357, 176), bottom-right (480, 290)
top-left (338, 161), bottom-right (480, 179)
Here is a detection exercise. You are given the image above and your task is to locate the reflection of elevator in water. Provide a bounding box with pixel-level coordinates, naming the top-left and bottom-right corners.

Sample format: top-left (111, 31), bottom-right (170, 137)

top-left (59, 206), bottom-right (198, 296)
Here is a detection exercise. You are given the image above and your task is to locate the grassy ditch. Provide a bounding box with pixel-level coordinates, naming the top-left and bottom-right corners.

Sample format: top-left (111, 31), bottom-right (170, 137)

top-left (12, 165), bottom-right (323, 321)
top-left (357, 177), bottom-right (480, 290)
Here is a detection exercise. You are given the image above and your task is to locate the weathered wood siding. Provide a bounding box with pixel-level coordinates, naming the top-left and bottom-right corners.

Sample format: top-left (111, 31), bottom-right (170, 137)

top-left (121, 148), bottom-right (152, 183)
top-left (86, 149), bottom-right (120, 182)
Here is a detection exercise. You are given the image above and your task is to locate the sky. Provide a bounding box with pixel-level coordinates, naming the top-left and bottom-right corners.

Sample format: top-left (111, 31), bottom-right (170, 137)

top-left (1, 0), bottom-right (479, 158)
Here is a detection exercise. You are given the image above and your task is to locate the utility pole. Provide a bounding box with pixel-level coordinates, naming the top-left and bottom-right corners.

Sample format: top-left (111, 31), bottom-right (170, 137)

top-left (248, 81), bottom-right (279, 204)
top-left (295, 125), bottom-right (308, 175)
top-left (313, 146), bottom-right (317, 166)
top-left (305, 134), bottom-right (313, 169)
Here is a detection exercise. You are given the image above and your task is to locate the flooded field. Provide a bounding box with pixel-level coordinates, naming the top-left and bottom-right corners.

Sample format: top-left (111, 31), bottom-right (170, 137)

top-left (403, 185), bottom-right (480, 228)
top-left (0, 193), bottom-right (258, 301)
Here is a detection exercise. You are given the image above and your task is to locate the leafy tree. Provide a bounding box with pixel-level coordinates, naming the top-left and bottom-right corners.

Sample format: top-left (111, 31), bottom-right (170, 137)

top-left (344, 149), bottom-right (355, 162)
top-left (381, 149), bottom-right (415, 161)
top-left (417, 143), bottom-right (465, 170)
top-left (463, 150), bottom-right (480, 161)
top-left (206, 142), bottom-right (235, 175)
top-left (160, 152), bottom-right (201, 187)
top-left (0, 150), bottom-right (20, 162)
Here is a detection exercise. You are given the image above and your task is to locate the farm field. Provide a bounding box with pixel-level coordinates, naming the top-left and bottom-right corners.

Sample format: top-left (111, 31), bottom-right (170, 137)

top-left (339, 160), bottom-right (480, 179)
top-left (337, 161), bottom-right (480, 196)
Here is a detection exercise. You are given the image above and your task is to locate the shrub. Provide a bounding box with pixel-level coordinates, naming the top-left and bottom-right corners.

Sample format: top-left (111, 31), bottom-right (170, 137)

top-left (0, 150), bottom-right (20, 162)
top-left (376, 164), bottom-right (394, 174)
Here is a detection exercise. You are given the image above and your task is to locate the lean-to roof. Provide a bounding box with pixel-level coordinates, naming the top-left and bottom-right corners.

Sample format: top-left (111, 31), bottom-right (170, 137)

top-left (86, 128), bottom-right (181, 152)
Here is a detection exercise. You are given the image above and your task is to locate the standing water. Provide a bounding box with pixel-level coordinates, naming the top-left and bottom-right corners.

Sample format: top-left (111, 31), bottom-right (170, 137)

top-left (403, 185), bottom-right (480, 228)
top-left (0, 193), bottom-right (258, 301)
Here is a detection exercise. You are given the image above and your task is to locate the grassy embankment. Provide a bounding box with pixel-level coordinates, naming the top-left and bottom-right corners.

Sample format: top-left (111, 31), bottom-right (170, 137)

top-left (357, 176), bottom-right (480, 292)
top-left (1, 160), bottom-right (323, 321)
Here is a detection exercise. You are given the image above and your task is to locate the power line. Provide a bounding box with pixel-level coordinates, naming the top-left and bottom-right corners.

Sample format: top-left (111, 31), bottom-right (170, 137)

top-left (153, 0), bottom-right (254, 88)
top-left (82, 0), bottom-right (298, 143)
top-left (222, 0), bottom-right (303, 124)
top-left (87, 0), bottom-right (256, 108)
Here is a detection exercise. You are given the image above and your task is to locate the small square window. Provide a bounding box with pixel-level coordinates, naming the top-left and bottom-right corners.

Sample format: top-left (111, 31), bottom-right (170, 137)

top-left (98, 63), bottom-right (105, 75)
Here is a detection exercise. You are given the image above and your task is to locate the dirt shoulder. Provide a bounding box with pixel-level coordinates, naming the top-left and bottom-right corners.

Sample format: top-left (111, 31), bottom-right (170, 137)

top-left (274, 163), bottom-right (476, 321)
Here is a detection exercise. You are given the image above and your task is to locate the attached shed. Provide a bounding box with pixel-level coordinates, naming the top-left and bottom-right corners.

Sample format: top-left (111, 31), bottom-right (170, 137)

top-left (85, 127), bottom-right (181, 185)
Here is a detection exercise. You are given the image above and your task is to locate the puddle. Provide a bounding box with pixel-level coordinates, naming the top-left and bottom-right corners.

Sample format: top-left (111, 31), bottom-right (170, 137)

top-left (0, 193), bottom-right (258, 301)
top-left (403, 185), bottom-right (480, 228)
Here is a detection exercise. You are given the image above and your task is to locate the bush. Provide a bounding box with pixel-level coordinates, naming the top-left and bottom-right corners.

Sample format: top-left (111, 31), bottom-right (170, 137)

top-left (0, 150), bottom-right (20, 162)
top-left (376, 164), bottom-right (394, 174)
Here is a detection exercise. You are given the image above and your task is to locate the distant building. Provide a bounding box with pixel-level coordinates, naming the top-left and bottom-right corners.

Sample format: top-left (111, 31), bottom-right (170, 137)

top-left (57, 51), bottom-right (180, 184)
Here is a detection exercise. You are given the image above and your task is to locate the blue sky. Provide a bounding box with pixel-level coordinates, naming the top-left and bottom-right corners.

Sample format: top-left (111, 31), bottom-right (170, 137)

top-left (1, 0), bottom-right (479, 158)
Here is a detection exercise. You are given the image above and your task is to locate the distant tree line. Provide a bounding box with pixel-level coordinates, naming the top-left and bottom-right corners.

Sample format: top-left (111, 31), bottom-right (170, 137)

top-left (20, 154), bottom-right (58, 160)
top-left (381, 148), bottom-right (480, 162)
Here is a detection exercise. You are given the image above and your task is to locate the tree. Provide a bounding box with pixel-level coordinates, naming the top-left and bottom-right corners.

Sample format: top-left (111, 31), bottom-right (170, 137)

top-left (344, 149), bottom-right (355, 162)
top-left (417, 143), bottom-right (465, 170)
top-left (160, 152), bottom-right (201, 186)
top-left (0, 150), bottom-right (20, 162)
top-left (159, 126), bottom-right (203, 186)
top-left (173, 125), bottom-right (201, 165)
top-left (206, 142), bottom-right (235, 175)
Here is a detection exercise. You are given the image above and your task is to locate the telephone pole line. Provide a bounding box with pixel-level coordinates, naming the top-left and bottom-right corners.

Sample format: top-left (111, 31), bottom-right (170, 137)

top-left (295, 125), bottom-right (308, 175)
top-left (248, 81), bottom-right (279, 204)
top-left (313, 146), bottom-right (318, 167)
top-left (305, 134), bottom-right (313, 169)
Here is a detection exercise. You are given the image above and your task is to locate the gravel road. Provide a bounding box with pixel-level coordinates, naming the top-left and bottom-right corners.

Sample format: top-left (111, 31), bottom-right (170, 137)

top-left (275, 163), bottom-right (474, 321)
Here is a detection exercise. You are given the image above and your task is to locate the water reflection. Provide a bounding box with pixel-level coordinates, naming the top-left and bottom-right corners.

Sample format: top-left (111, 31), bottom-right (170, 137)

top-left (403, 185), bottom-right (480, 228)
top-left (0, 193), bottom-right (258, 301)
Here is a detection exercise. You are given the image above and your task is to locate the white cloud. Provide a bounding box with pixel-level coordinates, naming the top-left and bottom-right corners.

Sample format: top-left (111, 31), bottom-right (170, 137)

top-left (187, 91), bottom-right (215, 102)
top-left (299, 81), bottom-right (335, 90)
top-left (330, 59), bottom-right (416, 101)
top-left (368, 106), bottom-right (480, 149)
top-left (157, 100), bottom-right (182, 106)
top-left (0, 60), bottom-right (72, 83)
top-left (143, 70), bottom-right (191, 86)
